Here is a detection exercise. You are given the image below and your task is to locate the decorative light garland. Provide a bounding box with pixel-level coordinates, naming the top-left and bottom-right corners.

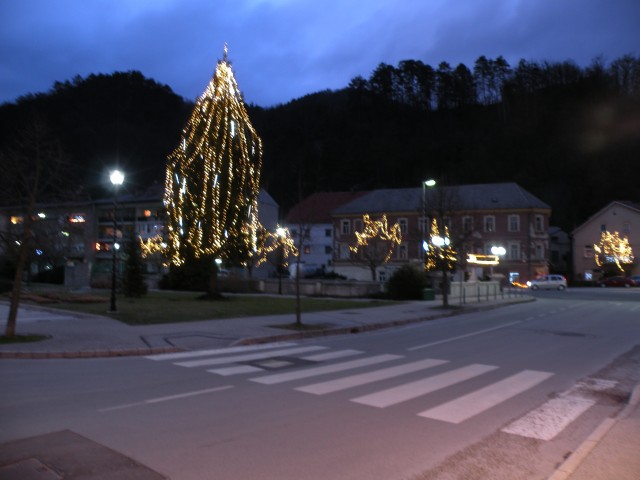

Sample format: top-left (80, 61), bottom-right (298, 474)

top-left (423, 218), bottom-right (457, 271)
top-left (254, 225), bottom-right (299, 267)
top-left (164, 45), bottom-right (263, 266)
top-left (594, 230), bottom-right (634, 271)
top-left (349, 214), bottom-right (402, 263)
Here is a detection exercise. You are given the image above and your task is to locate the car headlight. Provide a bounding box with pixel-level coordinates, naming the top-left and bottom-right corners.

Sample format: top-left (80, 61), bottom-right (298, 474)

top-left (526, 281), bottom-right (532, 287)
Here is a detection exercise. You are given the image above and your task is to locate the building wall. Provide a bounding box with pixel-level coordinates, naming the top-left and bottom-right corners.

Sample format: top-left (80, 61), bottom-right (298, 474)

top-left (332, 208), bottom-right (550, 283)
top-left (572, 203), bottom-right (640, 280)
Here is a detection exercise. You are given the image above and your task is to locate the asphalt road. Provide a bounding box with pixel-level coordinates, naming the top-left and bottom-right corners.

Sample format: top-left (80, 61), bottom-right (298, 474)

top-left (2, 289), bottom-right (639, 480)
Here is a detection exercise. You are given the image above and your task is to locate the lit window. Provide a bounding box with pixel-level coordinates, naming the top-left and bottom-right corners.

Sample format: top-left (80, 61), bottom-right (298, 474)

top-left (68, 214), bottom-right (86, 223)
top-left (584, 245), bottom-right (594, 258)
top-left (10, 216), bottom-right (23, 225)
top-left (144, 210), bottom-right (152, 217)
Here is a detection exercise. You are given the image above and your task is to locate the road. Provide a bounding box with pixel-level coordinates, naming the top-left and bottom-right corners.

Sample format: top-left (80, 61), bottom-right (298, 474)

top-left (2, 289), bottom-right (639, 479)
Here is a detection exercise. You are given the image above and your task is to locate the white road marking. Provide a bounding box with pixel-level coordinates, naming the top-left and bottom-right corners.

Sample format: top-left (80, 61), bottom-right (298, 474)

top-left (351, 364), bottom-right (498, 408)
top-left (301, 350), bottom-right (363, 361)
top-left (296, 358), bottom-right (449, 395)
top-left (99, 385), bottom-right (234, 412)
top-left (502, 378), bottom-right (617, 440)
top-left (174, 346), bottom-right (327, 368)
top-left (408, 321), bottom-right (521, 351)
top-left (251, 354), bottom-right (403, 385)
top-left (208, 365), bottom-right (264, 376)
top-left (502, 396), bottom-right (595, 440)
top-left (419, 370), bottom-right (553, 423)
top-left (146, 342), bottom-right (297, 361)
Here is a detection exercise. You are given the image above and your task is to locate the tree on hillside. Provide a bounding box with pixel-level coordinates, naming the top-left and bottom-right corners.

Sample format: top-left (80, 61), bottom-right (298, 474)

top-left (0, 115), bottom-right (72, 338)
top-left (164, 46), bottom-right (263, 298)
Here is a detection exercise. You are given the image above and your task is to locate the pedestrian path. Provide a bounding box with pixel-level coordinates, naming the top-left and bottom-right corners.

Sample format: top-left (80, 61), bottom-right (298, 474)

top-left (146, 342), bottom-right (578, 430)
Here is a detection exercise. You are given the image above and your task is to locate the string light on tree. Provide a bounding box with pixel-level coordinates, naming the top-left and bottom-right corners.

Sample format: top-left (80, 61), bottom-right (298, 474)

top-left (349, 214), bottom-right (402, 262)
top-left (254, 225), bottom-right (299, 267)
top-left (594, 230), bottom-right (634, 272)
top-left (423, 218), bottom-right (457, 271)
top-left (164, 44), bottom-right (263, 268)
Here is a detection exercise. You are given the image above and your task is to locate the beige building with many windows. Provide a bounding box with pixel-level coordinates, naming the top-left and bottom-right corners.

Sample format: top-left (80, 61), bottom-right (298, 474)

top-left (330, 183), bottom-right (551, 284)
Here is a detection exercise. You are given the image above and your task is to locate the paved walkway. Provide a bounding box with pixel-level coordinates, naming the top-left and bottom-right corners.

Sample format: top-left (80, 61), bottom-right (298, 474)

top-left (1, 293), bottom-right (638, 480)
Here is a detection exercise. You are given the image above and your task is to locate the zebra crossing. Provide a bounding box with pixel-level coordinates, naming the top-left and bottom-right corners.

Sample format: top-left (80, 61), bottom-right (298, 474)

top-left (146, 343), bottom-right (567, 431)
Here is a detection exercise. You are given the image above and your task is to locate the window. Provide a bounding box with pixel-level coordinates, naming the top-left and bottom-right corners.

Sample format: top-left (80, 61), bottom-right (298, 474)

top-left (290, 228), bottom-right (297, 238)
top-left (462, 216), bottom-right (473, 233)
top-left (584, 245), bottom-right (594, 258)
top-left (535, 244), bottom-right (543, 260)
top-left (534, 215), bottom-right (544, 232)
top-left (509, 243), bottom-right (520, 260)
top-left (303, 245), bottom-right (311, 254)
top-left (398, 218), bottom-right (408, 234)
top-left (324, 246), bottom-right (332, 254)
top-left (10, 216), bottom-right (23, 225)
top-left (623, 222), bottom-right (631, 235)
top-left (484, 216), bottom-right (495, 232)
top-left (340, 220), bottom-right (350, 235)
top-left (325, 228), bottom-right (332, 237)
top-left (398, 244), bottom-right (407, 259)
top-left (418, 216), bottom-right (428, 233)
top-left (508, 215), bottom-right (520, 232)
top-left (600, 224), bottom-right (606, 232)
top-left (339, 243), bottom-right (350, 259)
top-left (378, 270), bottom-right (387, 283)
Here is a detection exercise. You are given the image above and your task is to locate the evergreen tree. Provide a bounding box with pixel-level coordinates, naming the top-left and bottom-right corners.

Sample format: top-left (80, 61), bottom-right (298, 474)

top-left (164, 46), bottom-right (263, 296)
top-left (122, 240), bottom-right (148, 297)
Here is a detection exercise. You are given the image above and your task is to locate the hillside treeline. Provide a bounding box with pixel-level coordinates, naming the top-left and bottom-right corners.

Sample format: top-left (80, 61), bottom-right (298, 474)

top-left (1, 55), bottom-right (639, 231)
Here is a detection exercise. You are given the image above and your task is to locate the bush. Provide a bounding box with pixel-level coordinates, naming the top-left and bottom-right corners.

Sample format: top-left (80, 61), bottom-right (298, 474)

top-left (386, 265), bottom-right (429, 300)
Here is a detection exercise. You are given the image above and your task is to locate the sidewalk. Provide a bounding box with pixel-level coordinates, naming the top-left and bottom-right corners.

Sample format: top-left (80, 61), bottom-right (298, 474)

top-left (0, 292), bottom-right (531, 358)
top-left (1, 293), bottom-right (638, 480)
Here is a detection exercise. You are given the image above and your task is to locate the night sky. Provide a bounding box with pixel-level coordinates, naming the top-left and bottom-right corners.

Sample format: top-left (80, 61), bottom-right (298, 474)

top-left (2, 0), bottom-right (639, 107)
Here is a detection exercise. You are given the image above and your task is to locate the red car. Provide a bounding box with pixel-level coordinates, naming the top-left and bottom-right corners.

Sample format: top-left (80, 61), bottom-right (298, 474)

top-left (596, 276), bottom-right (636, 288)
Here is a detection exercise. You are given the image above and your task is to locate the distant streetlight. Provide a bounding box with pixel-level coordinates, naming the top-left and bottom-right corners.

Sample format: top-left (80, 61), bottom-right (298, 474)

top-left (109, 169), bottom-right (124, 313)
top-left (422, 179), bottom-right (437, 262)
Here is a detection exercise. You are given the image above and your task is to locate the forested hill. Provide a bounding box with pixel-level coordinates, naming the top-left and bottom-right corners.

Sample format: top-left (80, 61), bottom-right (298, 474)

top-left (1, 55), bottom-right (639, 231)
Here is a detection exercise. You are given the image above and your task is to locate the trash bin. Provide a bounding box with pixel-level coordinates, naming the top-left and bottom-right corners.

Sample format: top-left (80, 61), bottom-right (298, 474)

top-left (422, 288), bottom-right (435, 301)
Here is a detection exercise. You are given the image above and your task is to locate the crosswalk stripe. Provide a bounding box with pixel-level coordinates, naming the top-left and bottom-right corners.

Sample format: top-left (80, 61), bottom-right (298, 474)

top-left (301, 350), bottom-right (363, 361)
top-left (145, 342), bottom-right (297, 361)
top-left (250, 354), bottom-right (403, 385)
top-left (174, 346), bottom-right (327, 368)
top-left (296, 358), bottom-right (449, 395)
top-left (351, 364), bottom-right (498, 408)
top-left (419, 369), bottom-right (554, 423)
top-left (501, 396), bottom-right (594, 440)
top-left (207, 365), bottom-right (265, 376)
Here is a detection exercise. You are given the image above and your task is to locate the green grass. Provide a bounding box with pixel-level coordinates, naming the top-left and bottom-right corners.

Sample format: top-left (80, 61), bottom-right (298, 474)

top-left (0, 334), bottom-right (51, 344)
top-left (30, 291), bottom-right (395, 325)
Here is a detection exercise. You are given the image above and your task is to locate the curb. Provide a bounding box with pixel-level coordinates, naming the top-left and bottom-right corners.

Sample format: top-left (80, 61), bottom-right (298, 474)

top-left (547, 383), bottom-right (640, 480)
top-left (235, 297), bottom-right (533, 345)
top-left (0, 346), bottom-right (182, 359)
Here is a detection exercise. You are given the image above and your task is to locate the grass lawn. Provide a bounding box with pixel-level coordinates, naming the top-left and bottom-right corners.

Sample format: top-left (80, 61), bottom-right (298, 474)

top-left (23, 290), bottom-right (395, 325)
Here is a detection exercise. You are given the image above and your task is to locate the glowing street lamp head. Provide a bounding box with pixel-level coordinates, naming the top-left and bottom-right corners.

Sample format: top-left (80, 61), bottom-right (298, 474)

top-left (110, 170), bottom-right (125, 186)
top-left (424, 179), bottom-right (436, 187)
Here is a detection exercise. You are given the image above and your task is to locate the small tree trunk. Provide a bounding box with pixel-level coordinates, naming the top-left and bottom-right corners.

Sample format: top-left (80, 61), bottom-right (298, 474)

top-left (295, 260), bottom-right (302, 326)
top-left (5, 222), bottom-right (32, 338)
top-left (441, 265), bottom-right (449, 308)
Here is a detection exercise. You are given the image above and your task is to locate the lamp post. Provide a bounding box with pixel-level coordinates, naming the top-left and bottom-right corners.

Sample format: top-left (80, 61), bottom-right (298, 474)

top-left (109, 169), bottom-right (124, 313)
top-left (276, 227), bottom-right (285, 295)
top-left (422, 179), bottom-right (436, 264)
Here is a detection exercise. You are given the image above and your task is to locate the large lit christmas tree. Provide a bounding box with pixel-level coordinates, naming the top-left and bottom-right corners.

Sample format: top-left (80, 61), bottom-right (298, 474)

top-left (164, 45), bottom-right (262, 291)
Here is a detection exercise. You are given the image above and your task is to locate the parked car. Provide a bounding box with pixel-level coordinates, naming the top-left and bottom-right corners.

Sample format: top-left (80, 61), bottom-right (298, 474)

top-left (527, 274), bottom-right (567, 290)
top-left (631, 275), bottom-right (640, 285)
top-left (596, 276), bottom-right (636, 288)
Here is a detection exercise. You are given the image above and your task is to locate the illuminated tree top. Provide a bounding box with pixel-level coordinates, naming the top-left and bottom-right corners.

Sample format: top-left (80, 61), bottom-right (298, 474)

top-left (594, 230), bottom-right (634, 271)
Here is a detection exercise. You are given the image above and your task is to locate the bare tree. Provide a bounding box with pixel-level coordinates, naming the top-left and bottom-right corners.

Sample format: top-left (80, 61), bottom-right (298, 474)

top-left (349, 214), bottom-right (402, 282)
top-left (0, 115), bottom-right (71, 338)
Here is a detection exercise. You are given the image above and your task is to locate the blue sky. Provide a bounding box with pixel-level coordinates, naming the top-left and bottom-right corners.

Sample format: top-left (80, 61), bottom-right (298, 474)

top-left (1, 0), bottom-right (639, 107)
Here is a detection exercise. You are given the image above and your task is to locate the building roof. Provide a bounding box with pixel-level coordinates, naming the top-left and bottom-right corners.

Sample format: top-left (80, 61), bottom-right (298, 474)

top-left (332, 183), bottom-right (550, 215)
top-left (286, 191), bottom-right (367, 224)
top-left (572, 201), bottom-right (640, 235)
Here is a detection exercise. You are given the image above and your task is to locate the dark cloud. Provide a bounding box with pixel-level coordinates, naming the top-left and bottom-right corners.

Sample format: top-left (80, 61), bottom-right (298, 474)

top-left (1, 0), bottom-right (638, 107)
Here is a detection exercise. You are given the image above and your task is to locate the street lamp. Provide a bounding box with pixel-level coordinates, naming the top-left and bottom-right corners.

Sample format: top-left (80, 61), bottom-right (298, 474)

top-left (422, 179), bottom-right (436, 263)
top-left (109, 169), bottom-right (124, 313)
top-left (276, 227), bottom-right (285, 295)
